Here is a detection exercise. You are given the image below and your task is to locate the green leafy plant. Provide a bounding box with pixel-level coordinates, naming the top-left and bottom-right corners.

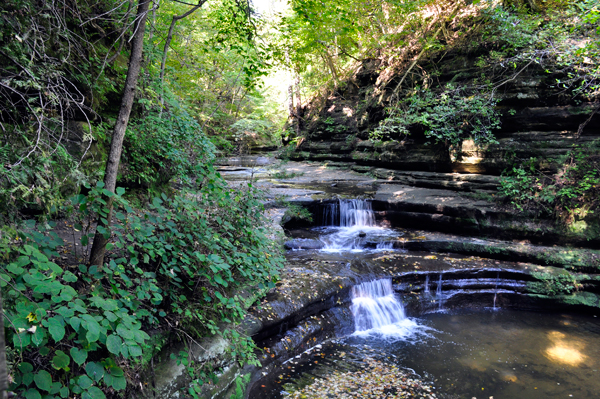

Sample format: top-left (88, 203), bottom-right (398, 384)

top-left (281, 202), bottom-right (313, 224)
top-left (529, 271), bottom-right (587, 296)
top-left (2, 167), bottom-right (284, 397)
top-left (372, 84), bottom-right (501, 157)
top-left (499, 142), bottom-right (600, 225)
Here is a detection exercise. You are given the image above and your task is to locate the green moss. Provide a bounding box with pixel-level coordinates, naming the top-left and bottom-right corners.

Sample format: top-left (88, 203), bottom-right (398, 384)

top-left (558, 291), bottom-right (600, 308)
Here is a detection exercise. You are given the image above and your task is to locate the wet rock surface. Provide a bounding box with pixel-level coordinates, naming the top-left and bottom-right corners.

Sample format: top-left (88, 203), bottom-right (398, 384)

top-left (212, 155), bottom-right (600, 399)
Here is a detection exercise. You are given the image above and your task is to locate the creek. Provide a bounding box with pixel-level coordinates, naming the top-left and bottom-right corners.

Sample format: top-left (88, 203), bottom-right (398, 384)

top-left (247, 198), bottom-right (600, 399)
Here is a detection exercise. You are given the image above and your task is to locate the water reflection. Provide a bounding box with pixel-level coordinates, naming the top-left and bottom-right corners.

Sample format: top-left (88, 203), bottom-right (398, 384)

top-left (254, 310), bottom-right (600, 399)
top-left (544, 331), bottom-right (587, 366)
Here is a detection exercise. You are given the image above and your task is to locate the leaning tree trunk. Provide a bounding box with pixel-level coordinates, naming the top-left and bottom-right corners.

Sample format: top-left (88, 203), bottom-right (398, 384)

top-left (158, 0), bottom-right (206, 116)
top-left (89, 0), bottom-right (151, 267)
top-left (294, 71), bottom-right (302, 136)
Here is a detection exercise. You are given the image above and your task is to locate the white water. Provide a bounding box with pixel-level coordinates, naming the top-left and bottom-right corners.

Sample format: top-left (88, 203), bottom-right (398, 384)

top-left (350, 279), bottom-right (428, 340)
top-left (436, 275), bottom-right (444, 311)
top-left (319, 200), bottom-right (397, 251)
top-left (493, 271), bottom-right (500, 310)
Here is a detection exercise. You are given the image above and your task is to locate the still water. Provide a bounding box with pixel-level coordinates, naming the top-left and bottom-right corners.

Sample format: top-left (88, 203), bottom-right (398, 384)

top-left (251, 309), bottom-right (600, 399)
top-left (361, 309), bottom-right (600, 398)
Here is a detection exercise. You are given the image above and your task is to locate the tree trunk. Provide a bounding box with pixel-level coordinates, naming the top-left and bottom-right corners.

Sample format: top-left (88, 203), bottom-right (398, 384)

top-left (294, 72), bottom-right (302, 136)
top-left (158, 0), bottom-right (206, 115)
top-left (89, 0), bottom-right (151, 267)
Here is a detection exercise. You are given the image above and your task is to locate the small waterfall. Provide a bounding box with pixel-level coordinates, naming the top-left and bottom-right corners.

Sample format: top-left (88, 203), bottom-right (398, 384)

top-left (319, 199), bottom-right (375, 227)
top-left (376, 241), bottom-right (394, 250)
top-left (424, 275), bottom-right (430, 296)
top-left (351, 279), bottom-right (428, 339)
top-left (339, 199), bottom-right (375, 227)
top-left (493, 271), bottom-right (499, 310)
top-left (319, 199), bottom-right (380, 251)
top-left (320, 202), bottom-right (339, 226)
top-left (351, 280), bottom-right (406, 332)
top-left (436, 275), bottom-right (444, 311)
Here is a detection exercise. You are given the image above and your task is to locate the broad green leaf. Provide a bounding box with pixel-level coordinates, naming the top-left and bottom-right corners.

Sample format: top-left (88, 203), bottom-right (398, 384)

top-left (34, 370), bottom-right (52, 392)
top-left (104, 373), bottom-right (127, 391)
top-left (109, 366), bottom-right (124, 377)
top-left (85, 362), bottom-right (104, 382)
top-left (14, 331), bottom-right (31, 349)
top-left (70, 347), bottom-right (88, 366)
top-left (128, 344), bottom-right (142, 357)
top-left (84, 386), bottom-right (106, 399)
top-left (50, 381), bottom-right (63, 394)
top-left (52, 350), bottom-right (70, 370)
top-left (116, 324), bottom-right (134, 340)
top-left (81, 315), bottom-right (101, 343)
top-left (24, 388), bottom-right (42, 399)
top-left (214, 274), bottom-right (227, 287)
top-left (106, 334), bottom-right (123, 355)
top-left (104, 311), bottom-right (118, 322)
top-left (69, 316), bottom-right (81, 332)
top-left (62, 271), bottom-right (78, 283)
top-left (47, 317), bottom-right (65, 343)
top-left (31, 326), bottom-right (46, 347)
top-left (78, 375), bottom-right (93, 390)
top-left (132, 329), bottom-right (150, 344)
top-left (18, 362), bottom-right (34, 373)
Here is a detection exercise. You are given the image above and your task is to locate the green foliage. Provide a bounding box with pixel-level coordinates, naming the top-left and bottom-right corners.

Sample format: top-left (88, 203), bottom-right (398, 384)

top-left (276, 0), bottom-right (429, 90)
top-left (2, 171), bottom-right (284, 397)
top-left (0, 144), bottom-right (85, 222)
top-left (372, 84), bottom-right (501, 156)
top-left (0, 0), bottom-right (132, 220)
top-left (231, 373), bottom-right (251, 399)
top-left (529, 271), bottom-right (587, 296)
top-left (499, 142), bottom-right (600, 225)
top-left (150, 0), bottom-right (285, 155)
top-left (119, 102), bottom-right (215, 188)
top-left (479, 0), bottom-right (600, 99)
top-left (1, 224), bottom-right (138, 399)
top-left (281, 202), bottom-right (313, 224)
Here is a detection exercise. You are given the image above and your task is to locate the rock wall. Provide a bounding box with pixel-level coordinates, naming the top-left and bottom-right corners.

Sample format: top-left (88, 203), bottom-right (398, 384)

top-left (290, 52), bottom-right (600, 184)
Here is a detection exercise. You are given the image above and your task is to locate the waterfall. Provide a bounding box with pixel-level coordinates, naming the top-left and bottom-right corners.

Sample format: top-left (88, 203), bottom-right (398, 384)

top-left (319, 199), bottom-right (379, 251)
top-left (350, 279), bottom-right (425, 339)
top-left (316, 199), bottom-right (398, 252)
top-left (493, 271), bottom-right (499, 310)
top-left (339, 199), bottom-right (375, 227)
top-left (320, 199), bottom-right (375, 227)
top-left (376, 241), bottom-right (394, 250)
top-left (436, 275), bottom-right (444, 311)
top-left (424, 275), bottom-right (430, 296)
top-left (320, 202), bottom-right (339, 226)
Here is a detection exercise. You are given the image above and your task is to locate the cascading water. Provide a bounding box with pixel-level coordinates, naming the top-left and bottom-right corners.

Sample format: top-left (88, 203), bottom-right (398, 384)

top-left (350, 279), bottom-right (426, 339)
top-left (320, 202), bottom-right (339, 226)
top-left (436, 275), bottom-right (444, 311)
top-left (318, 199), bottom-right (397, 251)
top-left (339, 199), bottom-right (376, 227)
top-left (493, 271), bottom-right (500, 310)
top-left (424, 275), bottom-right (430, 296)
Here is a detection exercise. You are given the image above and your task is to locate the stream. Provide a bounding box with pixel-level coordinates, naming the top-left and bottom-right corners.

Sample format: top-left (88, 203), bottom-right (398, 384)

top-left (248, 198), bottom-right (600, 399)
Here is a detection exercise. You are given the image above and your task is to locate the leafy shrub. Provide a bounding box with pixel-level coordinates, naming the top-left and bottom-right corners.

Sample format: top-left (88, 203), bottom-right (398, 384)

top-left (0, 140), bottom-right (86, 223)
top-left (1, 166), bottom-right (284, 398)
top-left (372, 84), bottom-right (501, 156)
top-left (499, 143), bottom-right (600, 224)
top-left (529, 271), bottom-right (586, 296)
top-left (119, 105), bottom-right (215, 188)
